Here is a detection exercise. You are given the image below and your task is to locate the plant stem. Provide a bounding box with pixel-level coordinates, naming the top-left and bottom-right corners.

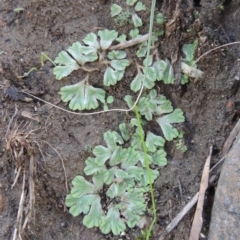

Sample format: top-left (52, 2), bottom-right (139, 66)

top-left (134, 0), bottom-right (157, 239)
top-left (134, 106), bottom-right (156, 240)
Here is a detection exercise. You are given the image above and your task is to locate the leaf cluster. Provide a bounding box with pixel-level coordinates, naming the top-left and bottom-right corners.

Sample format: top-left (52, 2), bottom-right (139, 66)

top-left (53, 30), bottom-right (130, 111)
top-left (111, 1), bottom-right (146, 28)
top-left (66, 112), bottom-right (168, 235)
top-left (125, 90), bottom-right (185, 141)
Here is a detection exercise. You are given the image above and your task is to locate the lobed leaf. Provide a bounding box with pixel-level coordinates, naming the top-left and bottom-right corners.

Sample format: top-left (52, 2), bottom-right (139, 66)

top-left (121, 147), bottom-right (141, 169)
top-left (103, 67), bottom-right (118, 86)
top-left (116, 34), bottom-right (127, 43)
top-left (152, 60), bottom-right (167, 81)
top-left (107, 182), bottom-right (127, 198)
top-left (141, 168), bottom-right (159, 186)
top-left (70, 176), bottom-right (96, 199)
top-left (59, 81), bottom-right (105, 111)
top-left (152, 149), bottom-right (167, 166)
top-left (98, 29), bottom-right (118, 50)
top-left (100, 207), bottom-right (126, 235)
top-left (110, 4), bottom-right (122, 17)
top-left (93, 145), bottom-right (112, 166)
top-left (126, 0), bottom-right (137, 6)
top-left (129, 28), bottom-right (139, 39)
top-left (110, 59), bottom-right (130, 71)
top-left (162, 59), bottom-right (174, 84)
top-left (84, 157), bottom-right (107, 175)
top-left (83, 196), bottom-right (103, 228)
top-left (67, 42), bottom-right (98, 65)
top-left (107, 50), bottom-right (127, 60)
top-left (65, 194), bottom-right (96, 217)
top-left (104, 130), bottom-right (124, 152)
top-left (119, 123), bottom-right (131, 141)
top-left (135, 2), bottom-right (146, 11)
top-left (132, 13), bottom-right (143, 28)
top-left (53, 51), bottom-right (80, 80)
top-left (182, 39), bottom-right (198, 62)
top-left (83, 32), bottom-right (100, 49)
top-left (109, 146), bottom-right (128, 166)
top-left (130, 71), bottom-right (144, 92)
top-left (146, 131), bottom-right (165, 152)
top-left (156, 108), bottom-right (185, 141)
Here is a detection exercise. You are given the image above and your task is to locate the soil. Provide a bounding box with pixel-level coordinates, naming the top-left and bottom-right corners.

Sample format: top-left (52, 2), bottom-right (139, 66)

top-left (0, 0), bottom-right (240, 239)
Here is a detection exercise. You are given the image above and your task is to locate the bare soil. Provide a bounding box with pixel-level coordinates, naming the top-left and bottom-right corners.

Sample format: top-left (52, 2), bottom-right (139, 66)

top-left (0, 0), bottom-right (239, 239)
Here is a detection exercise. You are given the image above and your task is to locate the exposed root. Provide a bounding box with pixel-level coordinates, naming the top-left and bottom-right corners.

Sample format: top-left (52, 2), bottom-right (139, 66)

top-left (4, 108), bottom-right (67, 239)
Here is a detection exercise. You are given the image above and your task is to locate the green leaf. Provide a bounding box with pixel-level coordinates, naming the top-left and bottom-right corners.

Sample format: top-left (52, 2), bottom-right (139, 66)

top-left (137, 41), bottom-right (147, 58)
top-left (66, 194), bottom-right (96, 216)
top-left (83, 32), bottom-right (100, 49)
top-left (162, 59), bottom-right (174, 84)
top-left (100, 207), bottom-right (126, 235)
top-left (110, 4), bottom-right (122, 17)
top-left (121, 147), bottom-right (141, 169)
top-left (70, 176), bottom-right (96, 199)
top-left (93, 145), bottom-right (112, 166)
top-left (152, 149), bottom-right (167, 166)
top-left (116, 34), bottom-right (127, 43)
top-left (138, 151), bottom-right (153, 167)
top-left (129, 28), bottom-right (139, 39)
top-left (130, 71), bottom-right (143, 92)
top-left (83, 196), bottom-right (103, 228)
top-left (132, 13), bottom-right (143, 27)
top-left (53, 51), bottom-right (79, 80)
top-left (108, 50), bottom-right (127, 60)
top-left (107, 182), bottom-right (127, 198)
top-left (84, 157), bottom-right (107, 175)
top-left (141, 168), bottom-right (159, 186)
top-left (152, 60), bottom-right (168, 81)
top-left (143, 55), bottom-right (153, 66)
top-left (92, 171), bottom-right (106, 190)
top-left (181, 74), bottom-right (189, 84)
top-left (67, 42), bottom-right (98, 65)
top-left (131, 129), bottom-right (143, 150)
top-left (103, 67), bottom-right (118, 86)
top-left (121, 192), bottom-right (146, 227)
top-left (182, 40), bottom-right (198, 62)
top-left (107, 96), bottom-right (114, 104)
top-left (126, 0), bottom-right (137, 6)
top-left (156, 109), bottom-right (185, 141)
top-left (126, 166), bottom-right (144, 181)
top-left (59, 80), bottom-right (106, 111)
top-left (98, 29), bottom-right (118, 50)
top-left (115, 70), bottom-right (125, 81)
top-left (119, 123), bottom-right (130, 141)
top-left (110, 59), bottom-right (130, 71)
top-left (143, 66), bottom-right (157, 89)
top-left (138, 97), bottom-right (157, 120)
top-left (104, 167), bottom-right (117, 185)
top-left (156, 13), bottom-right (164, 25)
top-left (109, 146), bottom-right (128, 166)
top-left (146, 132), bottom-right (165, 152)
top-left (104, 130), bottom-right (124, 152)
top-left (135, 2), bottom-right (146, 11)
top-left (124, 95), bottom-right (134, 108)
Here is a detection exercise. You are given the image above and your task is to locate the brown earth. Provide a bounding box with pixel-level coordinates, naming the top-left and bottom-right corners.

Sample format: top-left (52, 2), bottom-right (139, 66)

top-left (0, 0), bottom-right (239, 239)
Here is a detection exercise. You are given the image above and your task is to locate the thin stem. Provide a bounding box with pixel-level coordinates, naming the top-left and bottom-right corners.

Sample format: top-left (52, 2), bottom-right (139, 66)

top-left (134, 106), bottom-right (156, 240)
top-left (40, 52), bottom-right (56, 67)
top-left (139, 0), bottom-right (157, 238)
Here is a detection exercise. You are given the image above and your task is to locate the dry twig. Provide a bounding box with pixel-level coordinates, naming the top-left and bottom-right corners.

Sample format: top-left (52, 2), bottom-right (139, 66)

top-left (189, 146), bottom-right (212, 240)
